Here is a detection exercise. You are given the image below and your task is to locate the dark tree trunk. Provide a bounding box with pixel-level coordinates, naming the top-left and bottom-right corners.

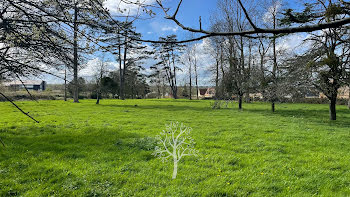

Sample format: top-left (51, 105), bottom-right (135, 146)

top-left (157, 85), bottom-right (161, 99)
top-left (132, 85), bottom-right (135, 99)
top-left (173, 55), bottom-right (178, 99)
top-left (173, 87), bottom-right (177, 99)
top-left (120, 74), bottom-right (125, 100)
top-left (119, 65), bottom-right (123, 100)
top-left (96, 93), bottom-right (100, 104)
top-left (73, 4), bottom-right (79, 103)
top-left (330, 97), bottom-right (337, 120)
top-left (162, 78), bottom-right (165, 98)
top-left (96, 65), bottom-right (103, 105)
top-left (215, 59), bottom-right (219, 99)
top-left (121, 38), bottom-right (128, 100)
top-left (189, 60), bottom-right (192, 100)
top-left (195, 63), bottom-right (199, 100)
top-left (271, 15), bottom-right (278, 112)
top-left (64, 67), bottom-right (67, 101)
top-left (246, 40), bottom-right (252, 103)
top-left (238, 94), bottom-right (243, 110)
top-left (157, 73), bottom-right (161, 99)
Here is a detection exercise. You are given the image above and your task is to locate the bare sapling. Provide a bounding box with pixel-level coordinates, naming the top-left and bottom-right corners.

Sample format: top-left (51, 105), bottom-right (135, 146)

top-left (153, 122), bottom-right (198, 179)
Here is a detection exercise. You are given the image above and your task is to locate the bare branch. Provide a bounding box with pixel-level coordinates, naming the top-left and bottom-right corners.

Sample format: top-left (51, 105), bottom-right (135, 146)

top-left (173, 0), bottom-right (183, 19)
top-left (15, 73), bottom-right (38, 103)
top-left (0, 137), bottom-right (5, 147)
top-left (237, 0), bottom-right (258, 30)
top-left (0, 92), bottom-right (39, 123)
top-left (138, 0), bottom-right (350, 43)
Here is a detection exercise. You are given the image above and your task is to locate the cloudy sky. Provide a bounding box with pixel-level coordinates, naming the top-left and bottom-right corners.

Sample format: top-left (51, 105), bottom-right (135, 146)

top-left (43, 0), bottom-right (308, 85)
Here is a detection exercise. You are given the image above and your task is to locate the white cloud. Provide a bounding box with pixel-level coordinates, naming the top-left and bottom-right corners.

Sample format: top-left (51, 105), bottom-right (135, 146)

top-left (276, 33), bottom-right (310, 56)
top-left (80, 58), bottom-right (118, 77)
top-left (178, 38), bottom-right (216, 86)
top-left (161, 26), bottom-right (179, 32)
top-left (103, 0), bottom-right (156, 16)
top-left (263, 1), bottom-right (282, 23)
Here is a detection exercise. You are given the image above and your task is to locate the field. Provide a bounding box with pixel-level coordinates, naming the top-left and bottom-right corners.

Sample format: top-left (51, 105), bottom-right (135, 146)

top-left (1, 99), bottom-right (350, 196)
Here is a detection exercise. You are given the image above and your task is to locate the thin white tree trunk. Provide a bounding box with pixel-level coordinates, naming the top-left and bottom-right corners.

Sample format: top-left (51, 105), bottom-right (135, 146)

top-left (172, 160), bottom-right (178, 179)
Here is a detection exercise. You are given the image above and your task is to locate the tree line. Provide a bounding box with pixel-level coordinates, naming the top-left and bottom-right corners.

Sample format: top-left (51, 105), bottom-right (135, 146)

top-left (1, 0), bottom-right (350, 121)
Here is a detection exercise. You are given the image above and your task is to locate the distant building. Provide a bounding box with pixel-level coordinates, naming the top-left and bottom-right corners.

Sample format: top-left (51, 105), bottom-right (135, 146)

top-left (337, 86), bottom-right (350, 99)
top-left (3, 80), bottom-right (46, 91)
top-left (319, 86), bottom-right (350, 99)
top-left (198, 88), bottom-right (216, 99)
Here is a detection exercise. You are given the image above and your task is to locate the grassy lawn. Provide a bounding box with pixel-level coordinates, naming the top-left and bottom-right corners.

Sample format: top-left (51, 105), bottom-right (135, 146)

top-left (1, 99), bottom-right (350, 196)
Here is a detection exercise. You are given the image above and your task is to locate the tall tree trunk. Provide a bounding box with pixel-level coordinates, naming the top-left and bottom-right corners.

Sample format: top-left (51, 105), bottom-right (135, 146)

top-left (330, 97), bottom-right (337, 120)
top-left (117, 29), bottom-right (124, 100)
top-left (157, 73), bottom-right (161, 99)
top-left (246, 40), bottom-right (252, 103)
top-left (121, 34), bottom-right (128, 100)
top-left (215, 58), bottom-right (219, 100)
top-left (260, 52), bottom-right (265, 89)
top-left (220, 46), bottom-right (225, 99)
top-left (118, 46), bottom-right (123, 100)
top-left (162, 78), bottom-right (165, 98)
top-left (189, 58), bottom-right (192, 100)
top-left (73, 3), bottom-right (79, 103)
top-left (272, 34), bottom-right (277, 112)
top-left (172, 52), bottom-right (177, 99)
top-left (271, 15), bottom-right (278, 112)
top-left (239, 36), bottom-right (245, 108)
top-left (195, 58), bottom-right (199, 100)
top-left (64, 66), bottom-right (67, 101)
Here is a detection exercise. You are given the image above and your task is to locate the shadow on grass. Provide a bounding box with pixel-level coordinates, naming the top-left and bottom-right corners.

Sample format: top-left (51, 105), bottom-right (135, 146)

top-left (243, 106), bottom-right (350, 128)
top-left (0, 126), bottom-right (157, 162)
top-left (0, 126), bottom-right (158, 196)
top-left (147, 99), bottom-right (202, 103)
top-left (101, 101), bottom-right (350, 128)
top-left (100, 104), bottom-right (211, 112)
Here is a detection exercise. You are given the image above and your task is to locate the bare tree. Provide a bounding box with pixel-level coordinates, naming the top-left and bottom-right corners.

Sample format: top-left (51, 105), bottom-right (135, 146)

top-left (153, 122), bottom-right (198, 179)
top-left (213, 0), bottom-right (253, 110)
top-left (95, 58), bottom-right (106, 104)
top-left (182, 46), bottom-right (193, 100)
top-left (265, 0), bottom-right (282, 112)
top-left (191, 44), bottom-right (200, 100)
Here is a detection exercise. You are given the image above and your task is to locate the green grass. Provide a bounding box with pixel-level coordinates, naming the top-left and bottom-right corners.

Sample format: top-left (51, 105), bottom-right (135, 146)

top-left (0, 99), bottom-right (350, 196)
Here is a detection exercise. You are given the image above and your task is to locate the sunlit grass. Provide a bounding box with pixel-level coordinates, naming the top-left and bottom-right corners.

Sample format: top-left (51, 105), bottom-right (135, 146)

top-left (0, 99), bottom-right (350, 196)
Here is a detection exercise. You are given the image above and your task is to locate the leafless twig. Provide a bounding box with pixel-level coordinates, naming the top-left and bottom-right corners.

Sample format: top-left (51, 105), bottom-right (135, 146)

top-left (15, 73), bottom-right (38, 103)
top-left (130, 0), bottom-right (350, 43)
top-left (0, 92), bottom-right (39, 123)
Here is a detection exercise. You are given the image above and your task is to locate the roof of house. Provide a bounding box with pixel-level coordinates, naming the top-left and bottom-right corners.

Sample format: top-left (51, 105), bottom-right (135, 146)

top-left (199, 89), bottom-right (207, 95)
top-left (3, 80), bottom-right (45, 86)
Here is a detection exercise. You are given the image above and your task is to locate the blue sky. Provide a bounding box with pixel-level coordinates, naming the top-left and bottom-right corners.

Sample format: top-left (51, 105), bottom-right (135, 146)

top-left (44, 0), bottom-right (308, 85)
top-left (45, 0), bottom-right (221, 84)
top-left (132, 0), bottom-right (218, 41)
